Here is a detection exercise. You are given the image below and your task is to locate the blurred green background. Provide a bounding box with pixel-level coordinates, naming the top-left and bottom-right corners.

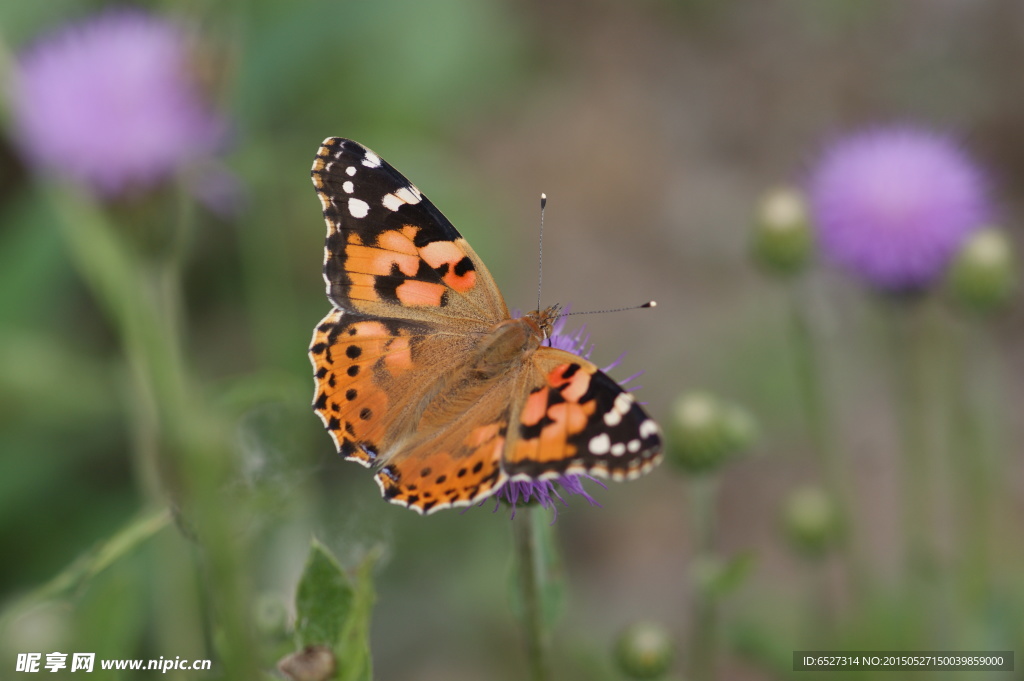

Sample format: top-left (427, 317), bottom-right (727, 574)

top-left (1, 1), bottom-right (1021, 680)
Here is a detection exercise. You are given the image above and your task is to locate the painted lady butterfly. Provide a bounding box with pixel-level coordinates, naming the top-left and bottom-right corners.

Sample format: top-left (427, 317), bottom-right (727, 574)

top-left (309, 138), bottom-right (662, 514)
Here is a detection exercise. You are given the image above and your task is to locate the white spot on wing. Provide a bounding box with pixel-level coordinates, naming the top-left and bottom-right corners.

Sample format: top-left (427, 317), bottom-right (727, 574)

top-left (345, 166), bottom-right (356, 176)
top-left (611, 443), bottom-right (626, 456)
top-left (589, 433), bottom-right (611, 455)
top-left (362, 151), bottom-right (381, 168)
top-left (604, 392), bottom-right (633, 426)
top-left (396, 186), bottom-right (422, 204)
top-left (639, 420), bottom-right (659, 438)
top-left (382, 186), bottom-right (424, 212)
top-left (627, 439), bottom-right (641, 453)
top-left (348, 198), bottom-right (369, 218)
top-left (343, 181), bottom-right (354, 193)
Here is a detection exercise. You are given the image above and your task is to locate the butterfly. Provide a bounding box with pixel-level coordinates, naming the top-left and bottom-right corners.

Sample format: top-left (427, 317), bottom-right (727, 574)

top-left (309, 138), bottom-right (662, 514)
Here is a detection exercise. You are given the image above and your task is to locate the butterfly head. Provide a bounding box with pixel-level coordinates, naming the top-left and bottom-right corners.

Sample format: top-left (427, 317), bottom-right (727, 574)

top-left (524, 304), bottom-right (563, 342)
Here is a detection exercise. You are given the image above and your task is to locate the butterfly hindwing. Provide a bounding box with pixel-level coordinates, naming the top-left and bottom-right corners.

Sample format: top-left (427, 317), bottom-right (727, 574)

top-left (311, 137), bottom-right (506, 324)
top-left (504, 348), bottom-right (662, 482)
top-left (311, 306), bottom-right (515, 514)
top-left (311, 308), bottom-right (418, 466)
top-left (373, 418), bottom-right (510, 515)
top-left (370, 370), bottom-right (523, 514)
top-left (310, 307), bottom-right (477, 463)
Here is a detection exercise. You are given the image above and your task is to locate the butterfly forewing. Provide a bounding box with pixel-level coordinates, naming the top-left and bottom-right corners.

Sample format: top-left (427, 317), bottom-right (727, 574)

top-left (311, 137), bottom-right (507, 324)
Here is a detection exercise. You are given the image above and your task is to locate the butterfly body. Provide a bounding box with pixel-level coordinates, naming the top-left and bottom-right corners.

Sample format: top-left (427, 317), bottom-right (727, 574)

top-left (309, 138), bottom-right (661, 514)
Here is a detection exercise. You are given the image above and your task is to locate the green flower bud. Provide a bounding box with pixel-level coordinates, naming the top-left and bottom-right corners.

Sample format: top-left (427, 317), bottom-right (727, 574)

top-left (720, 403), bottom-right (757, 454)
top-left (615, 621), bottom-right (675, 680)
top-left (782, 486), bottom-right (842, 557)
top-left (948, 227), bottom-right (1016, 314)
top-left (667, 393), bottom-right (756, 475)
top-left (752, 187), bottom-right (813, 277)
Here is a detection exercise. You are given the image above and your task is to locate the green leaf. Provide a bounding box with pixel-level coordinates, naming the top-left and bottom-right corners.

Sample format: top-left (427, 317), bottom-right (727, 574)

top-left (295, 539), bottom-right (355, 649)
top-left (293, 539), bottom-right (377, 681)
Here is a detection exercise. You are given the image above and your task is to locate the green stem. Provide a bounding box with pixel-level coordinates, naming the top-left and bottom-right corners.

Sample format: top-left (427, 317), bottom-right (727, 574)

top-left (689, 475), bottom-right (718, 681)
top-left (897, 310), bottom-right (931, 577)
top-left (0, 509), bottom-right (171, 622)
top-left (949, 320), bottom-right (997, 609)
top-left (147, 183), bottom-right (207, 679)
top-left (787, 281), bottom-right (865, 601)
top-left (882, 297), bottom-right (945, 638)
top-left (514, 508), bottom-right (551, 681)
top-left (237, 150), bottom-right (302, 367)
top-left (48, 187), bottom-right (260, 679)
top-left (803, 555), bottom-right (832, 646)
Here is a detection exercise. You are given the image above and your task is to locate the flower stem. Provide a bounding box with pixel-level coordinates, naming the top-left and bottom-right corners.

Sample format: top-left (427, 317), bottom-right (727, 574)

top-left (787, 280), bottom-right (864, 601)
top-left (688, 475), bottom-right (718, 681)
top-left (898, 311), bottom-right (931, 577)
top-left (882, 297), bottom-right (944, 632)
top-left (948, 320), bottom-right (999, 609)
top-left (513, 508), bottom-right (551, 681)
top-left (48, 187), bottom-right (259, 678)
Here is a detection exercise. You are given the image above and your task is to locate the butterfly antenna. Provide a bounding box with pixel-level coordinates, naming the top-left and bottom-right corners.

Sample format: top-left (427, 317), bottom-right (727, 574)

top-left (536, 193), bottom-right (546, 313)
top-left (560, 301), bottom-right (657, 318)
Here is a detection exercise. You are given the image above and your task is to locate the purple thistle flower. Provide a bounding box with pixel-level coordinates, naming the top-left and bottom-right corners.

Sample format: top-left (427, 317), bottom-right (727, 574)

top-left (498, 474), bottom-right (606, 521)
top-left (547, 311), bottom-right (593, 356)
top-left (490, 309), bottom-right (627, 520)
top-left (10, 10), bottom-right (225, 197)
top-left (809, 126), bottom-right (991, 290)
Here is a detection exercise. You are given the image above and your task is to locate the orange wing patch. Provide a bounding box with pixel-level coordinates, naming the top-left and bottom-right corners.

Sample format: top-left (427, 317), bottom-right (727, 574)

top-left (504, 352), bottom-right (663, 482)
top-left (309, 309), bottom-right (421, 466)
top-left (333, 226), bottom-right (475, 307)
top-left (374, 421), bottom-right (508, 515)
top-left (507, 363), bottom-right (598, 477)
top-left (420, 240), bottom-right (477, 293)
top-left (395, 279), bottom-right (446, 307)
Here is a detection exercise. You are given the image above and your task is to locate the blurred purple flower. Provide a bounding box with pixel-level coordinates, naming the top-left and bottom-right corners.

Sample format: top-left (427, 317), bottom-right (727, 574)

top-left (809, 126), bottom-right (990, 290)
top-left (10, 10), bottom-right (225, 197)
top-left (498, 474), bottom-right (605, 521)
